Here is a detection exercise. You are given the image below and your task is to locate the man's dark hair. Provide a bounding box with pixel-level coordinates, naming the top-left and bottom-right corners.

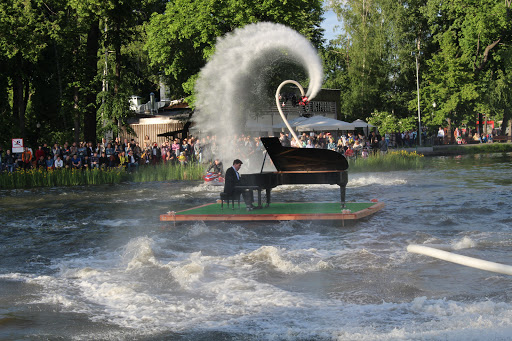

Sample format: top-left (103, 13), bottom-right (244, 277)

top-left (233, 159), bottom-right (243, 165)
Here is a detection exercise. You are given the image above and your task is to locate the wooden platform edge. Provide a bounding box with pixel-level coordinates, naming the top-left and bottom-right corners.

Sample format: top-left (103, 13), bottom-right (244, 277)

top-left (160, 202), bottom-right (385, 222)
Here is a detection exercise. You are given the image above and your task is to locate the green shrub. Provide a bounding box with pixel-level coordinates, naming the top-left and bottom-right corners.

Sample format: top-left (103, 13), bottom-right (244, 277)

top-left (348, 150), bottom-right (425, 173)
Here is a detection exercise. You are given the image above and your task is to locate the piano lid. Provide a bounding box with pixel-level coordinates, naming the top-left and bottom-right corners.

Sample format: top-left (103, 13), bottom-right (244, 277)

top-left (261, 137), bottom-right (349, 172)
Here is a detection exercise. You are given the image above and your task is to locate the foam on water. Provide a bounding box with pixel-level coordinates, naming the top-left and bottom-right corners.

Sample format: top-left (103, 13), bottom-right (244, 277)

top-left (3, 230), bottom-right (512, 340)
top-left (2, 160), bottom-right (512, 339)
top-left (348, 173), bottom-right (408, 187)
top-left (452, 236), bottom-right (477, 250)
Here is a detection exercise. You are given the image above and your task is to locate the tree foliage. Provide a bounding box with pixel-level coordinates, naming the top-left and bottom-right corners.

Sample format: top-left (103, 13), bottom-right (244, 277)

top-left (145, 0), bottom-right (325, 100)
top-left (3, 0), bottom-right (512, 150)
top-left (327, 0), bottom-right (512, 135)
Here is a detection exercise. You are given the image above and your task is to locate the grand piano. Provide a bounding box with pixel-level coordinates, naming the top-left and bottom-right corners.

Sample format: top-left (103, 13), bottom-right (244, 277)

top-left (237, 137), bottom-right (349, 208)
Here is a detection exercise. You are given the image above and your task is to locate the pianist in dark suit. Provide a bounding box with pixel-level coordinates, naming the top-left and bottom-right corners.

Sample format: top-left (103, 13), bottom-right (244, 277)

top-left (224, 159), bottom-right (254, 210)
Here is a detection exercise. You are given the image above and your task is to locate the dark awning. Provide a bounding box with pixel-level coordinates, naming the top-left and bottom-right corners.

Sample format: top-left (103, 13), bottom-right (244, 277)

top-left (157, 121), bottom-right (192, 138)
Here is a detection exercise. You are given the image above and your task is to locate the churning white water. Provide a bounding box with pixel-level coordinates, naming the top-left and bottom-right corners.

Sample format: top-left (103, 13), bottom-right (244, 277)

top-left (2, 154), bottom-right (512, 340)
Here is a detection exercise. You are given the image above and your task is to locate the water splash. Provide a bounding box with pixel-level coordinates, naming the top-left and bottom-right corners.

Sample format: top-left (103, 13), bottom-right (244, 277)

top-left (194, 22), bottom-right (323, 169)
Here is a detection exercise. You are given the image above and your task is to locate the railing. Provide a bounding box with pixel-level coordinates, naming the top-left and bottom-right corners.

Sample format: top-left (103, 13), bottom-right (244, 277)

top-left (134, 100), bottom-right (171, 114)
top-left (259, 101), bottom-right (337, 116)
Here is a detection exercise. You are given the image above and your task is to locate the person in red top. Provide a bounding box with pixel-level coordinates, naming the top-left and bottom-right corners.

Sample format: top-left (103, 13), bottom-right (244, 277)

top-left (35, 146), bottom-right (45, 161)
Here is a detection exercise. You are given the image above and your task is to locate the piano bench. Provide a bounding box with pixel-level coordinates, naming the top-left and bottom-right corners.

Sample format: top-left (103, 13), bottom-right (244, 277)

top-left (220, 192), bottom-right (240, 210)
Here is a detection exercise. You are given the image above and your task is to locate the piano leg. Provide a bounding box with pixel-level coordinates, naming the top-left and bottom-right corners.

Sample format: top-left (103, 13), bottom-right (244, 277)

top-left (340, 185), bottom-right (346, 208)
top-left (265, 188), bottom-right (272, 207)
top-left (256, 189), bottom-right (262, 208)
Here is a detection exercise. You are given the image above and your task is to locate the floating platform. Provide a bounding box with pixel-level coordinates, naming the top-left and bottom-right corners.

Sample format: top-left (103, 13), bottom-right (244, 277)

top-left (160, 201), bottom-right (384, 222)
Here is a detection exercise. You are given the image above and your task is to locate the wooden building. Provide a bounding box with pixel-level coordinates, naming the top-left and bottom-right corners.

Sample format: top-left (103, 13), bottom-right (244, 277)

top-left (121, 88), bottom-right (341, 144)
top-left (120, 98), bottom-right (192, 146)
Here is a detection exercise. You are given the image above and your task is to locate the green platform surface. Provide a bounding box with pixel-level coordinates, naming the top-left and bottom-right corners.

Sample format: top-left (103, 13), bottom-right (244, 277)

top-left (176, 202), bottom-right (375, 215)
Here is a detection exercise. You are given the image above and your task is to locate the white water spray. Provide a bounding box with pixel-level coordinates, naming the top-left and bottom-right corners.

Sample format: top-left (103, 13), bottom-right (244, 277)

top-left (194, 22), bottom-right (323, 170)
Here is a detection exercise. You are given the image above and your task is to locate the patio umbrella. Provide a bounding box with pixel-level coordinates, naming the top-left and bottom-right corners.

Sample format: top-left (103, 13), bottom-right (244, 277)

top-left (351, 119), bottom-right (375, 128)
top-left (352, 119), bottom-right (375, 136)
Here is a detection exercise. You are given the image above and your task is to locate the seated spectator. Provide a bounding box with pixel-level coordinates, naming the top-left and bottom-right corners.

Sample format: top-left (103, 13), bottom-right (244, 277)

top-left (99, 152), bottom-right (108, 169)
top-left (15, 152), bottom-right (24, 170)
top-left (77, 142), bottom-right (87, 160)
top-left (171, 139), bottom-right (180, 156)
top-left (82, 155), bottom-right (91, 169)
top-left (327, 137), bottom-right (336, 151)
top-left (61, 143), bottom-right (70, 158)
top-left (108, 154), bottom-right (118, 168)
top-left (71, 154), bottom-right (82, 169)
top-left (105, 143), bottom-right (115, 158)
top-left (167, 152), bottom-right (177, 165)
top-left (4, 150), bottom-right (15, 172)
top-left (37, 155), bottom-right (46, 169)
top-left (345, 145), bottom-right (355, 158)
top-left (178, 151), bottom-right (187, 165)
top-left (141, 148), bottom-right (151, 165)
top-left (90, 152), bottom-right (100, 169)
top-left (127, 151), bottom-right (139, 172)
top-left (118, 151), bottom-right (128, 168)
top-left (64, 155), bottom-right (72, 169)
top-left (152, 143), bottom-right (161, 165)
top-left (114, 143), bottom-right (122, 156)
top-left (337, 137), bottom-right (345, 153)
top-left (69, 142), bottom-right (78, 156)
top-left (353, 140), bottom-right (363, 153)
top-left (133, 142), bottom-right (142, 157)
top-left (52, 143), bottom-right (61, 160)
top-left (54, 156), bottom-right (64, 169)
top-left (361, 147), bottom-right (369, 158)
top-left (45, 155), bottom-right (54, 170)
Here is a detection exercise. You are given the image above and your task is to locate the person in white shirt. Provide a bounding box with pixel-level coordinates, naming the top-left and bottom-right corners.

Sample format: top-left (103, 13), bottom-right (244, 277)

top-left (54, 156), bottom-right (64, 169)
top-left (437, 127), bottom-right (445, 145)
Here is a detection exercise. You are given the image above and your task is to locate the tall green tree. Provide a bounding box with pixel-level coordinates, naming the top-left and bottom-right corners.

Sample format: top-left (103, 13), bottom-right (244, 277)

top-left (0, 0), bottom-right (55, 140)
top-left (145, 0), bottom-right (324, 101)
top-left (419, 0), bottom-right (512, 135)
top-left (326, 0), bottom-right (434, 125)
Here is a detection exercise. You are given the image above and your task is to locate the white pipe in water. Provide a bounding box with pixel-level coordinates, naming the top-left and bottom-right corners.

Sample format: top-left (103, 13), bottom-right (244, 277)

top-left (407, 244), bottom-right (512, 276)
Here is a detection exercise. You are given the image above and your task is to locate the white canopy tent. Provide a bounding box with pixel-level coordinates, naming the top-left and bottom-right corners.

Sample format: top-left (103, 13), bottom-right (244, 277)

top-left (295, 116), bottom-right (355, 131)
top-left (272, 116), bottom-right (309, 129)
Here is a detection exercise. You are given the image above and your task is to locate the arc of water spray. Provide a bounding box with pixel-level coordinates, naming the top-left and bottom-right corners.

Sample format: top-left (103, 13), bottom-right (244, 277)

top-left (275, 80), bottom-right (305, 148)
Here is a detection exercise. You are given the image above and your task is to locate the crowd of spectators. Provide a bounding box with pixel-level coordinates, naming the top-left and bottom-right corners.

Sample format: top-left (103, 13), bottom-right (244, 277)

top-left (5, 125), bottom-right (495, 174)
top-left (284, 131), bottom-right (390, 158)
top-left (0, 135), bottom-right (211, 173)
top-left (0, 130), bottom-right (393, 174)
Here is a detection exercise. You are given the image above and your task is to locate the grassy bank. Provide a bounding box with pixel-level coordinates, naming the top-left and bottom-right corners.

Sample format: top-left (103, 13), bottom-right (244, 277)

top-left (0, 163), bottom-right (205, 190)
top-left (348, 150), bottom-right (425, 173)
top-left (0, 150), bottom-right (444, 189)
top-left (433, 142), bottom-right (512, 154)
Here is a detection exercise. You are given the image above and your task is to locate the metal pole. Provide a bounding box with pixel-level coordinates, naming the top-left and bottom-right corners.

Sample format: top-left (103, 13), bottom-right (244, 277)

top-left (416, 53), bottom-right (422, 146)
